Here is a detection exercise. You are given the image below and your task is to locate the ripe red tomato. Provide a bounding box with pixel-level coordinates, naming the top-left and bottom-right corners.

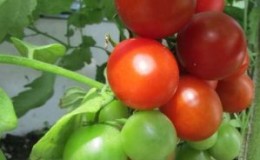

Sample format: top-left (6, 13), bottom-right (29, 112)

top-left (225, 51), bottom-right (249, 80)
top-left (161, 75), bottom-right (223, 141)
top-left (195, 0), bottom-right (225, 13)
top-left (107, 38), bottom-right (179, 110)
top-left (216, 74), bottom-right (254, 113)
top-left (177, 12), bottom-right (246, 80)
top-left (115, 0), bottom-right (196, 39)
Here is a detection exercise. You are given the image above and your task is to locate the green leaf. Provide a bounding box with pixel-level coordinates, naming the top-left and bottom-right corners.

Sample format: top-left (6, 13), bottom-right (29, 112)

top-left (0, 0), bottom-right (37, 41)
top-left (30, 88), bottom-right (114, 160)
top-left (11, 37), bottom-right (66, 64)
top-left (103, 0), bottom-right (116, 20)
top-left (95, 63), bottom-right (107, 83)
top-left (59, 87), bottom-right (87, 110)
top-left (34, 0), bottom-right (73, 16)
top-left (59, 37), bottom-right (95, 70)
top-left (0, 88), bottom-right (18, 134)
top-left (0, 149), bottom-right (6, 160)
top-left (12, 73), bottom-right (55, 117)
top-left (224, 6), bottom-right (244, 27)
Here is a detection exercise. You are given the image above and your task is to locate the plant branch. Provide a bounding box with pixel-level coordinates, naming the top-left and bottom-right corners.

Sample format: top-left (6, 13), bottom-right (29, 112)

top-left (0, 55), bottom-right (104, 89)
top-left (27, 26), bottom-right (69, 49)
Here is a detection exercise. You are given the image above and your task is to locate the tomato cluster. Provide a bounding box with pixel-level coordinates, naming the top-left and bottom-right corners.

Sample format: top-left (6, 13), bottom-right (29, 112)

top-left (63, 0), bottom-right (254, 160)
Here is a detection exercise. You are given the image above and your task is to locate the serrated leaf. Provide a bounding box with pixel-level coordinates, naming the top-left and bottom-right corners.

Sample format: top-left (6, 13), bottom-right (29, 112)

top-left (30, 89), bottom-right (114, 160)
top-left (0, 88), bottom-right (18, 134)
top-left (0, 0), bottom-right (36, 41)
top-left (12, 73), bottom-right (55, 117)
top-left (68, 0), bottom-right (103, 27)
top-left (59, 47), bottom-right (92, 70)
top-left (11, 37), bottom-right (66, 64)
top-left (34, 0), bottom-right (73, 16)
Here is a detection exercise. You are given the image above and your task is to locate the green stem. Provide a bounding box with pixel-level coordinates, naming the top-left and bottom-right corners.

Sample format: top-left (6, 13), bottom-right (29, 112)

top-left (243, 15), bottom-right (260, 160)
top-left (0, 54), bottom-right (104, 89)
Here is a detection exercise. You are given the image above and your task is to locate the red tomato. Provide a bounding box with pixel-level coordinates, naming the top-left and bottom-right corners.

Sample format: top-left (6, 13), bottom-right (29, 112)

top-left (216, 74), bottom-right (254, 113)
top-left (177, 12), bottom-right (246, 80)
top-left (115, 0), bottom-right (196, 39)
top-left (225, 51), bottom-right (249, 80)
top-left (195, 0), bottom-right (225, 13)
top-left (204, 80), bottom-right (218, 89)
top-left (161, 75), bottom-right (223, 141)
top-left (107, 38), bottom-right (179, 110)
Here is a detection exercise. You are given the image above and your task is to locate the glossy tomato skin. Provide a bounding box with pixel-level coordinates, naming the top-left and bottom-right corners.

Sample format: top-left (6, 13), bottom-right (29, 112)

top-left (115, 0), bottom-right (196, 39)
top-left (121, 110), bottom-right (177, 160)
top-left (225, 51), bottom-right (249, 80)
top-left (63, 124), bottom-right (127, 160)
top-left (98, 100), bottom-right (129, 122)
top-left (161, 75), bottom-right (223, 141)
top-left (196, 0), bottom-right (225, 13)
top-left (177, 12), bottom-right (246, 80)
top-left (187, 132), bottom-right (218, 151)
top-left (216, 74), bottom-right (254, 113)
top-left (209, 123), bottom-right (242, 160)
top-left (107, 38), bottom-right (179, 110)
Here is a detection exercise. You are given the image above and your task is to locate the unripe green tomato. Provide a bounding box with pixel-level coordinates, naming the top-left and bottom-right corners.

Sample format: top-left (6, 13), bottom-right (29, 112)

top-left (121, 110), bottom-right (177, 160)
top-left (187, 132), bottom-right (218, 150)
top-left (98, 100), bottom-right (129, 122)
top-left (175, 143), bottom-right (213, 160)
top-left (63, 124), bottom-right (127, 160)
top-left (209, 123), bottom-right (242, 160)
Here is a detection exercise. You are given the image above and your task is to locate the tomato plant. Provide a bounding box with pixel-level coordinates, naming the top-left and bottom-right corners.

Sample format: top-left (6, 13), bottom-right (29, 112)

top-left (161, 75), bottom-right (223, 141)
top-left (209, 123), bottom-right (242, 160)
top-left (115, 0), bottom-right (196, 39)
top-left (177, 12), bottom-right (247, 80)
top-left (107, 38), bottom-right (179, 109)
top-left (175, 143), bottom-right (213, 160)
top-left (195, 0), bottom-right (225, 13)
top-left (98, 100), bottom-right (129, 122)
top-left (225, 51), bottom-right (249, 80)
top-left (63, 124), bottom-right (127, 160)
top-left (187, 132), bottom-right (218, 151)
top-left (216, 74), bottom-right (254, 113)
top-left (120, 110), bottom-right (177, 160)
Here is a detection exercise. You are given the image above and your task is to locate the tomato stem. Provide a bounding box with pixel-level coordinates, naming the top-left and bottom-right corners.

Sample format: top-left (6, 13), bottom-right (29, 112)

top-left (0, 54), bottom-right (104, 89)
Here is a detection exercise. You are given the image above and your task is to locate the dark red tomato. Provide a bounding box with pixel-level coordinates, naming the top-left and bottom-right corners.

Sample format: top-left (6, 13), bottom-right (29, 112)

top-left (115, 0), bottom-right (196, 39)
top-left (225, 51), bottom-right (249, 80)
top-left (161, 75), bottom-right (223, 141)
top-left (177, 12), bottom-right (246, 80)
top-left (216, 74), bottom-right (254, 113)
top-left (107, 38), bottom-right (179, 110)
top-left (196, 0), bottom-right (225, 13)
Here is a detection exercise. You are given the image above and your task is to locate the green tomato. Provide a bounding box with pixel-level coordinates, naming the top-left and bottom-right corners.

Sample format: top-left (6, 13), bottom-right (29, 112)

top-left (209, 123), bottom-right (242, 160)
top-left (63, 124), bottom-right (127, 160)
top-left (176, 143), bottom-right (213, 160)
top-left (121, 110), bottom-right (177, 160)
top-left (98, 100), bottom-right (129, 122)
top-left (187, 132), bottom-right (218, 150)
